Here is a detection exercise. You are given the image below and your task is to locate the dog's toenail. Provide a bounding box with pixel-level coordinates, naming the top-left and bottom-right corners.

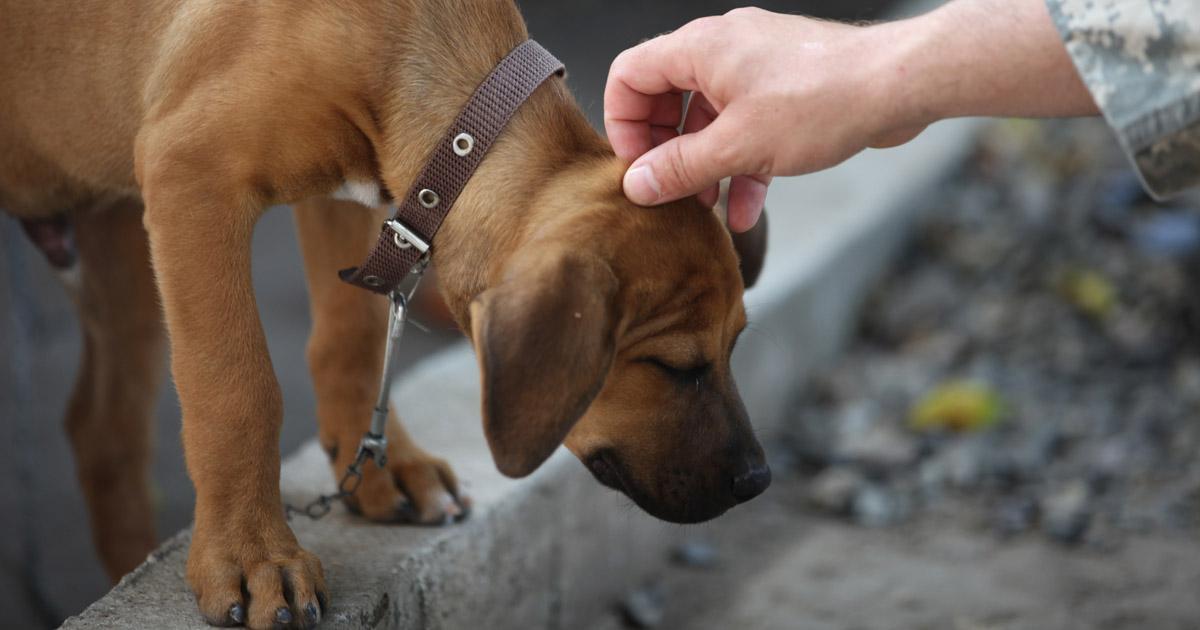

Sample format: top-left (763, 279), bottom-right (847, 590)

top-left (305, 602), bottom-right (320, 623)
top-left (440, 492), bottom-right (460, 516)
top-left (275, 606), bottom-right (293, 625)
top-left (317, 591), bottom-right (329, 611)
top-left (229, 603), bottom-right (245, 624)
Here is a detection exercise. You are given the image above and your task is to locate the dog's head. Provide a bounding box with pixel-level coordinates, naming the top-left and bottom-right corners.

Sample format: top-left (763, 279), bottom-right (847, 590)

top-left (467, 158), bottom-right (769, 523)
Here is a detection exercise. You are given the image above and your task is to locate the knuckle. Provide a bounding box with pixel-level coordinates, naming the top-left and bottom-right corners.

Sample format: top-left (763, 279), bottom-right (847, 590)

top-left (683, 15), bottom-right (720, 40)
top-left (608, 48), bottom-right (634, 78)
top-left (662, 140), bottom-right (699, 192)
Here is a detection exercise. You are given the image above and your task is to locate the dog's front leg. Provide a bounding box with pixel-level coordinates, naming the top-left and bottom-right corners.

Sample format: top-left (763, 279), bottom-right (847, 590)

top-left (293, 197), bottom-right (469, 524)
top-left (142, 177), bottom-right (325, 629)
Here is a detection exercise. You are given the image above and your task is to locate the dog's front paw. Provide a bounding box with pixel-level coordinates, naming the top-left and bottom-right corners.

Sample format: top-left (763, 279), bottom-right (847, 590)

top-left (334, 439), bottom-right (471, 525)
top-left (188, 518), bottom-right (326, 629)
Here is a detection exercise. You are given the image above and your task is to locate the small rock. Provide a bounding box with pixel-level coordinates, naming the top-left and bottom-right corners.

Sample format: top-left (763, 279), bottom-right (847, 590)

top-left (670, 540), bottom-right (718, 569)
top-left (1132, 212), bottom-right (1200, 258)
top-left (962, 296), bottom-right (1010, 345)
top-left (620, 585), bottom-right (665, 629)
top-left (901, 331), bottom-right (969, 371)
top-left (1161, 480), bottom-right (1200, 530)
top-left (1097, 169), bottom-right (1152, 211)
top-left (836, 423), bottom-right (920, 472)
top-left (945, 231), bottom-right (1013, 273)
top-left (1041, 480), bottom-right (1092, 544)
top-left (868, 267), bottom-right (960, 342)
top-left (807, 467), bottom-right (865, 515)
top-left (853, 484), bottom-right (908, 528)
top-left (1105, 308), bottom-right (1171, 365)
top-left (917, 457), bottom-right (948, 499)
top-left (1171, 358), bottom-right (1200, 405)
top-left (1087, 438), bottom-right (1129, 492)
top-left (1016, 425), bottom-right (1070, 475)
top-left (993, 495), bottom-right (1039, 537)
top-left (786, 406), bottom-right (839, 468)
top-left (943, 438), bottom-right (989, 489)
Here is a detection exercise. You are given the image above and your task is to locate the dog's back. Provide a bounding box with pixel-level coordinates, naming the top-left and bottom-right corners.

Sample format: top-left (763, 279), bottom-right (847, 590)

top-left (0, 1), bottom-right (178, 216)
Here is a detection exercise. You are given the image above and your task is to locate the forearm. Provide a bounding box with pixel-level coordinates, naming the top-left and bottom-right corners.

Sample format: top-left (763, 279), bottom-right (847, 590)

top-left (879, 0), bottom-right (1099, 129)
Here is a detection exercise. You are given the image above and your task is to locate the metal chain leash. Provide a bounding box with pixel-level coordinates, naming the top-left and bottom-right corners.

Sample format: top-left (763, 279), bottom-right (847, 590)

top-left (285, 255), bottom-right (429, 521)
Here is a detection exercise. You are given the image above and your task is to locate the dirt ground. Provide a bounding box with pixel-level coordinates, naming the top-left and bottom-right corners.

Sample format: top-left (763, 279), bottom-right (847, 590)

top-left (589, 474), bottom-right (1200, 630)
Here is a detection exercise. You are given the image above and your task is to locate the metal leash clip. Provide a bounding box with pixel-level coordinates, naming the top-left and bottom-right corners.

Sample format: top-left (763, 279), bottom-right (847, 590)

top-left (286, 256), bottom-right (430, 520)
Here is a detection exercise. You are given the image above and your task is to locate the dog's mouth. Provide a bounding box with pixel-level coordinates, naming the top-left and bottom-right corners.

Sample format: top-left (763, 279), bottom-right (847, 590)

top-left (583, 450), bottom-right (732, 524)
top-left (585, 451), bottom-right (626, 492)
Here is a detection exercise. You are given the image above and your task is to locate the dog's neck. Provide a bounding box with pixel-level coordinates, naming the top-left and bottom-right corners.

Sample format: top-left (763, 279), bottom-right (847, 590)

top-left (363, 0), bottom-right (613, 327)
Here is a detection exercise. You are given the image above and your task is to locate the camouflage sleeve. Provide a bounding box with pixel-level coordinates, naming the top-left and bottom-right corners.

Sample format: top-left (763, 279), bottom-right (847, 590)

top-left (1044, 1), bottom-right (1200, 199)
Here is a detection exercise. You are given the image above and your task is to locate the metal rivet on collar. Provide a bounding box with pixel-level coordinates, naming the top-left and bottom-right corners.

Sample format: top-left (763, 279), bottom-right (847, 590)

top-left (363, 275), bottom-right (383, 287)
top-left (418, 189), bottom-right (440, 208)
top-left (392, 233), bottom-right (412, 250)
top-left (452, 133), bottom-right (475, 157)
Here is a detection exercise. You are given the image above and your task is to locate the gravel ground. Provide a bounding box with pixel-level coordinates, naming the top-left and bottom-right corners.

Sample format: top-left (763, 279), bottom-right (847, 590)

top-left (589, 118), bottom-right (1200, 630)
top-left (790, 118), bottom-right (1200, 549)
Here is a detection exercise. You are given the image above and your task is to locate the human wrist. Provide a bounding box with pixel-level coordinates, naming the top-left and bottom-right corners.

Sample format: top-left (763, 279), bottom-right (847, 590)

top-left (862, 13), bottom-right (946, 138)
top-left (868, 8), bottom-right (960, 133)
top-left (876, 0), bottom-right (1098, 124)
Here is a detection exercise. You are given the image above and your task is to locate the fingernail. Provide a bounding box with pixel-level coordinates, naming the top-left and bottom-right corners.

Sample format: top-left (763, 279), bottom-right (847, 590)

top-left (624, 165), bottom-right (662, 205)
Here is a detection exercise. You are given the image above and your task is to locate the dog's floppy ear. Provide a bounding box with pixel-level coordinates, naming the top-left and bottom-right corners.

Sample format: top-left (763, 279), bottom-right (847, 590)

top-left (730, 210), bottom-right (768, 289)
top-left (469, 248), bottom-right (619, 478)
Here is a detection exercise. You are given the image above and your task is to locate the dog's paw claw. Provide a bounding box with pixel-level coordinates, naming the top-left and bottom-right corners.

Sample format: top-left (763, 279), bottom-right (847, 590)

top-left (273, 606), bottom-right (292, 628)
top-left (389, 453), bottom-right (471, 526)
top-left (188, 532), bottom-right (326, 630)
top-left (339, 442), bottom-right (469, 527)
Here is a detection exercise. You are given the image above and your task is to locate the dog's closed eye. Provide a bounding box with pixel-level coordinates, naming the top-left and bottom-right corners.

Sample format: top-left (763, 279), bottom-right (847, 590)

top-left (639, 357), bottom-right (712, 384)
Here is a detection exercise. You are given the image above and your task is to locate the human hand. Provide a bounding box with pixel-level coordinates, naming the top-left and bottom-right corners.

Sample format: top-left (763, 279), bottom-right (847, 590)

top-left (605, 8), bottom-right (924, 232)
top-left (604, 2), bottom-right (1096, 232)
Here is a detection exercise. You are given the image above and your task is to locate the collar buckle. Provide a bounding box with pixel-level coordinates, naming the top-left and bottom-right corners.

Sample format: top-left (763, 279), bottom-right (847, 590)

top-left (386, 219), bottom-right (430, 254)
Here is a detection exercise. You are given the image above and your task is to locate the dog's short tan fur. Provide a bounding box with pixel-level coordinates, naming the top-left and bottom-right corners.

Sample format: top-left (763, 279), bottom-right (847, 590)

top-left (1, 1), bottom-right (768, 627)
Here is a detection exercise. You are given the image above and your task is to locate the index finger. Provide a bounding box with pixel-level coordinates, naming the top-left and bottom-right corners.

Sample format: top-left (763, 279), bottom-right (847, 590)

top-left (604, 29), bottom-right (705, 163)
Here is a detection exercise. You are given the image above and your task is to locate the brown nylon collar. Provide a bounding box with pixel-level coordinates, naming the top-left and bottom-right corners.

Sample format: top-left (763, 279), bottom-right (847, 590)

top-left (340, 40), bottom-right (565, 294)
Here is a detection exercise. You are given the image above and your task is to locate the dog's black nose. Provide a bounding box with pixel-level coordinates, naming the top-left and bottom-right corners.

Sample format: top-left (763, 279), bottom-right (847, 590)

top-left (731, 463), bottom-right (771, 503)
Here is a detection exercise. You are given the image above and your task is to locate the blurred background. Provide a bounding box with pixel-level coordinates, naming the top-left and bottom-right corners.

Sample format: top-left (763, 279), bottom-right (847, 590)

top-left (3, 1), bottom-right (1199, 629)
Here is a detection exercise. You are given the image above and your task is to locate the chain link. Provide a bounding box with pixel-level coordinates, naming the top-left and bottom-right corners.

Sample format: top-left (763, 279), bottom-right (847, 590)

top-left (284, 447), bottom-right (369, 520)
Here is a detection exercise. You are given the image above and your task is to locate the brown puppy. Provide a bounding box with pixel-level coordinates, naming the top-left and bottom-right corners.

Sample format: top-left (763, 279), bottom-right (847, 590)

top-left (0, 1), bottom-right (769, 628)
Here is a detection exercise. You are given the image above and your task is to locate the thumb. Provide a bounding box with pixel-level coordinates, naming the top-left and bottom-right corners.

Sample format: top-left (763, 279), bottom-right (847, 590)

top-left (623, 115), bottom-right (745, 207)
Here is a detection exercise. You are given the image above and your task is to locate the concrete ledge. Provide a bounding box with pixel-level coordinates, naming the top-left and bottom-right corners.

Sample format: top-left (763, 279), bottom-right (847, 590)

top-left (63, 118), bottom-right (983, 629)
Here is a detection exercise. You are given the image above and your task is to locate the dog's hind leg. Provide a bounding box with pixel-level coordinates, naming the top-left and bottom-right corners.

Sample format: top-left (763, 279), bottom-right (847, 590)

top-left (293, 196), bottom-right (470, 524)
top-left (64, 197), bottom-right (164, 581)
